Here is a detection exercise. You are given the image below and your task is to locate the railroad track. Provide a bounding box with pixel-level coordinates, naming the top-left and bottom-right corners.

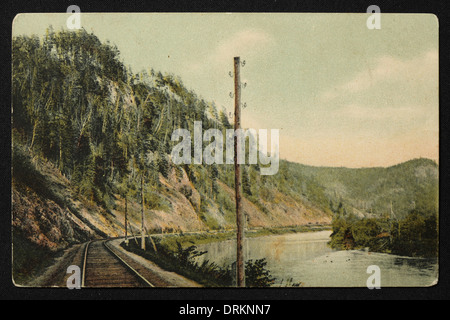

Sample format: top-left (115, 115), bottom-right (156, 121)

top-left (81, 240), bottom-right (154, 288)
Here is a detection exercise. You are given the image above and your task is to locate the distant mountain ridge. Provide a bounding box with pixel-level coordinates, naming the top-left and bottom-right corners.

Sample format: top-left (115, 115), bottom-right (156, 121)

top-left (286, 158), bottom-right (438, 219)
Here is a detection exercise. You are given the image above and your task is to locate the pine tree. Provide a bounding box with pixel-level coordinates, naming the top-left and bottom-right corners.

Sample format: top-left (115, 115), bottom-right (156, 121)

top-left (157, 142), bottom-right (170, 179)
top-left (242, 166), bottom-right (252, 196)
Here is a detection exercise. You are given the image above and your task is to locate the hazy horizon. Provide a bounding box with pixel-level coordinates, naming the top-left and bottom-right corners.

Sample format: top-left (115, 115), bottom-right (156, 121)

top-left (13, 13), bottom-right (439, 168)
top-left (282, 156), bottom-right (438, 170)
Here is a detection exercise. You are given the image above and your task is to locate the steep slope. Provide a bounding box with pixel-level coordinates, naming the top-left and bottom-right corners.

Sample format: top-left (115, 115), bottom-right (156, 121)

top-left (289, 158), bottom-right (438, 219)
top-left (13, 145), bottom-right (332, 251)
top-left (12, 29), bottom-right (334, 252)
top-left (13, 144), bottom-right (116, 251)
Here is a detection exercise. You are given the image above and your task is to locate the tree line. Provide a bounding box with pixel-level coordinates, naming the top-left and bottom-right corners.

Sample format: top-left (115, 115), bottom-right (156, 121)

top-left (329, 209), bottom-right (438, 258)
top-left (13, 28), bottom-right (337, 228)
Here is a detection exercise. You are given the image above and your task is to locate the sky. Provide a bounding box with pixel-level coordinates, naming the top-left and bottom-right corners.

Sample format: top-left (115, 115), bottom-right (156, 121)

top-left (13, 13), bottom-right (439, 168)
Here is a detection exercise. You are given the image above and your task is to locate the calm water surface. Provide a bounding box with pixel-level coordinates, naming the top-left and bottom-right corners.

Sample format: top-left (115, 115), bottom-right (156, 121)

top-left (195, 231), bottom-right (438, 287)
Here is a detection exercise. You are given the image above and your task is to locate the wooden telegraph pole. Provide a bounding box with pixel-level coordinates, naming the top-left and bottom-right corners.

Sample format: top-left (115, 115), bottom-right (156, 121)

top-left (125, 197), bottom-right (128, 245)
top-left (234, 56), bottom-right (245, 287)
top-left (141, 174), bottom-right (146, 250)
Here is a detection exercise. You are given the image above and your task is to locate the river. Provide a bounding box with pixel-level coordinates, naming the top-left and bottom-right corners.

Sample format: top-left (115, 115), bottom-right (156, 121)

top-left (195, 231), bottom-right (438, 287)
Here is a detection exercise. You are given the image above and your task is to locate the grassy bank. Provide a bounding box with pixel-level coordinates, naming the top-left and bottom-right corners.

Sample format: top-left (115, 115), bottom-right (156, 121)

top-left (121, 225), bottom-right (329, 287)
top-left (156, 225), bottom-right (331, 251)
top-left (122, 238), bottom-right (234, 287)
top-left (12, 230), bottom-right (66, 286)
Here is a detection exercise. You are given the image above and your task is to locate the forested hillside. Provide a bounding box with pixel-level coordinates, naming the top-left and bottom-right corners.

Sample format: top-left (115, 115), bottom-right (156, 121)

top-left (290, 158), bottom-right (438, 219)
top-left (12, 28), bottom-right (438, 262)
top-left (12, 29), bottom-right (332, 255)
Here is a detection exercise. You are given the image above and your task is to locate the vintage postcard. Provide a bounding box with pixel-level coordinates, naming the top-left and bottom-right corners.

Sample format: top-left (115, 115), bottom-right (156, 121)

top-left (12, 12), bottom-right (438, 288)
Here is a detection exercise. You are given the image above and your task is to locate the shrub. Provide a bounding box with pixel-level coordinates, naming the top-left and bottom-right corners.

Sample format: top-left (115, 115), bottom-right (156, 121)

top-left (122, 238), bottom-right (277, 287)
top-left (245, 259), bottom-right (276, 287)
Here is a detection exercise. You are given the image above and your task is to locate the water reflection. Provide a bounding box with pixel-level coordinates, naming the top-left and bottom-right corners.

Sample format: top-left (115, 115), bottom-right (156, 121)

top-left (196, 231), bottom-right (438, 287)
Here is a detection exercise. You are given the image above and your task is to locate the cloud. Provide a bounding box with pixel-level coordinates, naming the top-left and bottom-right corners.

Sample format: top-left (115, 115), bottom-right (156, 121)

top-left (320, 49), bottom-right (438, 102)
top-left (187, 29), bottom-right (274, 72)
top-left (211, 29), bottom-right (274, 64)
top-left (335, 104), bottom-right (428, 122)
